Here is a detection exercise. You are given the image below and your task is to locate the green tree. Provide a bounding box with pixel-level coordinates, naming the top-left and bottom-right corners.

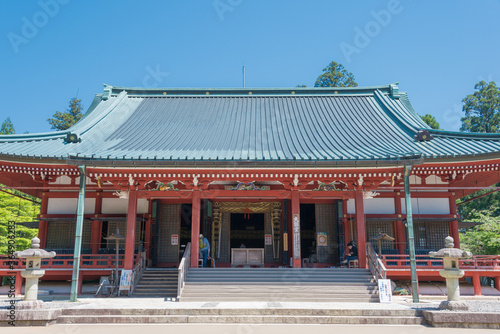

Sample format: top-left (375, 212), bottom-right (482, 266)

top-left (0, 189), bottom-right (40, 255)
top-left (460, 211), bottom-right (500, 255)
top-left (420, 114), bottom-right (440, 129)
top-left (460, 81), bottom-right (500, 133)
top-left (314, 61), bottom-right (358, 88)
top-left (457, 190), bottom-right (500, 221)
top-left (47, 97), bottom-right (84, 131)
top-left (0, 117), bottom-right (15, 134)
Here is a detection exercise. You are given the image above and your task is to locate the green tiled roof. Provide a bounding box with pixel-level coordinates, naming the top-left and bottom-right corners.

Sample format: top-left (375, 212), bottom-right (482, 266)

top-left (2, 84), bottom-right (500, 167)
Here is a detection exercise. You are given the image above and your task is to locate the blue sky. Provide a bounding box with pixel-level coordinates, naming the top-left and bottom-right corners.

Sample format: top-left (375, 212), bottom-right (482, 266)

top-left (1, 0), bottom-right (499, 134)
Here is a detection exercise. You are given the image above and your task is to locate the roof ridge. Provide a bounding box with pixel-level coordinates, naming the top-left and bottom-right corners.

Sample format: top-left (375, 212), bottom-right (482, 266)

top-left (103, 84), bottom-right (396, 97)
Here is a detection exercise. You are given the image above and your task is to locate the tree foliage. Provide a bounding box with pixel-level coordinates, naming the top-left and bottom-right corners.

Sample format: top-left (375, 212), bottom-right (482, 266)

top-left (460, 211), bottom-right (500, 255)
top-left (420, 114), bottom-right (440, 130)
top-left (47, 97), bottom-right (84, 131)
top-left (0, 117), bottom-right (15, 134)
top-left (457, 189), bottom-right (500, 221)
top-left (460, 81), bottom-right (500, 133)
top-left (314, 61), bottom-right (358, 88)
top-left (0, 189), bottom-right (40, 255)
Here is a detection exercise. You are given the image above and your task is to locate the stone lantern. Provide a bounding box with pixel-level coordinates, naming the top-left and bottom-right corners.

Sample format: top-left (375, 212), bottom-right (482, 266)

top-left (13, 237), bottom-right (56, 301)
top-left (429, 236), bottom-right (472, 310)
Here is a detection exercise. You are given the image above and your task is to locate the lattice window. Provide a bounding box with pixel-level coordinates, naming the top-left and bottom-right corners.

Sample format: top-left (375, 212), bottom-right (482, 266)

top-left (46, 220), bottom-right (91, 250)
top-left (366, 221), bottom-right (395, 249)
top-left (158, 204), bottom-right (181, 263)
top-left (315, 204), bottom-right (337, 263)
top-left (106, 220), bottom-right (140, 249)
top-left (412, 221), bottom-right (449, 251)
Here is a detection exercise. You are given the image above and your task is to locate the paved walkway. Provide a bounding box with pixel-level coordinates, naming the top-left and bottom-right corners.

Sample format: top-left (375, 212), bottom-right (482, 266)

top-left (2, 323), bottom-right (498, 334)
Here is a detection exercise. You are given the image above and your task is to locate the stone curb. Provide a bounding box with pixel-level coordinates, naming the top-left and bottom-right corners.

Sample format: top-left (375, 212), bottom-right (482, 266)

top-left (422, 310), bottom-right (500, 329)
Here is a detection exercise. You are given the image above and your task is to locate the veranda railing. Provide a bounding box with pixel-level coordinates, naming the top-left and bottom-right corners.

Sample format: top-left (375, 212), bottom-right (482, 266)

top-left (177, 242), bottom-right (191, 300)
top-left (366, 242), bottom-right (387, 282)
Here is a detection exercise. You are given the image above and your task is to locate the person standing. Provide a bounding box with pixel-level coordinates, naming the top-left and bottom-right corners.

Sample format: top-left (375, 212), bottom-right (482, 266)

top-left (199, 234), bottom-right (210, 267)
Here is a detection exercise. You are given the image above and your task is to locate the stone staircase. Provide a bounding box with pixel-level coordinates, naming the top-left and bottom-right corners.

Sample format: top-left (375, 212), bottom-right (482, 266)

top-left (179, 268), bottom-right (379, 302)
top-left (132, 268), bottom-right (178, 298)
top-left (56, 307), bottom-right (426, 325)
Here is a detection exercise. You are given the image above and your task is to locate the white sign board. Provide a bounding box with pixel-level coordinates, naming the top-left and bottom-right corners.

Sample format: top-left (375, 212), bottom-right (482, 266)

top-left (378, 279), bottom-right (392, 303)
top-left (119, 270), bottom-right (133, 295)
top-left (293, 214), bottom-right (301, 259)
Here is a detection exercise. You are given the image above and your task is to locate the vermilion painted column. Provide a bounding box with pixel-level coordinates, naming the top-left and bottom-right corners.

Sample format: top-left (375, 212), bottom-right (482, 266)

top-left (190, 190), bottom-right (201, 268)
top-left (449, 192), bottom-right (460, 248)
top-left (90, 192), bottom-right (103, 254)
top-left (355, 190), bottom-right (367, 268)
top-left (124, 189), bottom-right (137, 270)
top-left (38, 191), bottom-right (49, 249)
top-left (494, 276), bottom-right (500, 291)
top-left (14, 272), bottom-right (23, 295)
top-left (291, 190), bottom-right (301, 268)
top-left (472, 272), bottom-right (482, 296)
top-left (90, 220), bottom-right (101, 254)
top-left (394, 191), bottom-right (406, 254)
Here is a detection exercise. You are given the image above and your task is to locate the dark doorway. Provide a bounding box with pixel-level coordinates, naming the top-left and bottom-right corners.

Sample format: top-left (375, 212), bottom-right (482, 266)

top-left (230, 213), bottom-right (265, 249)
top-left (179, 204), bottom-right (192, 261)
top-left (300, 204), bottom-right (316, 260)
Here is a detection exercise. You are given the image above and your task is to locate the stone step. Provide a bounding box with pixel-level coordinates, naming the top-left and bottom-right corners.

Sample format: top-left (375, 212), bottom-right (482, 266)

top-left (57, 314), bottom-right (425, 325)
top-left (178, 297), bottom-right (379, 302)
top-left (180, 291), bottom-right (378, 297)
top-left (62, 308), bottom-right (422, 316)
top-left (181, 285), bottom-right (377, 291)
top-left (189, 268), bottom-right (371, 272)
top-left (186, 275), bottom-right (374, 281)
top-left (184, 281), bottom-right (377, 286)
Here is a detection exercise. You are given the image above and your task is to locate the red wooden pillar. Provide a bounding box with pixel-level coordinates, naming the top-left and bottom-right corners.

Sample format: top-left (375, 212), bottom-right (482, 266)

top-left (90, 220), bottom-right (101, 254)
top-left (449, 192), bottom-right (460, 248)
top-left (124, 189), bottom-right (137, 270)
top-left (472, 272), bottom-right (482, 296)
top-left (494, 276), bottom-right (500, 291)
top-left (38, 191), bottom-right (49, 249)
top-left (394, 191), bottom-right (406, 254)
top-left (90, 192), bottom-right (103, 254)
top-left (355, 190), bottom-right (367, 268)
top-left (190, 190), bottom-right (201, 268)
top-left (14, 272), bottom-right (22, 295)
top-left (291, 190), bottom-right (301, 268)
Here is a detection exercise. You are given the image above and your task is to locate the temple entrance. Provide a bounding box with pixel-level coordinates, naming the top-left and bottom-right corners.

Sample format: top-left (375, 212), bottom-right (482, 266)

top-left (212, 202), bottom-right (282, 265)
top-left (300, 204), bottom-right (316, 262)
top-left (230, 213), bottom-right (265, 249)
top-left (300, 203), bottom-right (339, 266)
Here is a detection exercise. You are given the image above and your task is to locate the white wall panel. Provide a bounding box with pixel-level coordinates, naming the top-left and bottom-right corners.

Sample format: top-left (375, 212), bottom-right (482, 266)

top-left (102, 198), bottom-right (128, 214)
top-left (401, 198), bottom-right (450, 214)
top-left (347, 199), bottom-right (355, 214)
top-left (102, 198), bottom-right (149, 214)
top-left (363, 198), bottom-right (395, 214)
top-left (47, 198), bottom-right (95, 214)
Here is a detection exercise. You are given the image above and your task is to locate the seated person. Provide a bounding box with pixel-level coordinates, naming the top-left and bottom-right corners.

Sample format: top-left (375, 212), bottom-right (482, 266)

top-left (341, 241), bottom-right (358, 264)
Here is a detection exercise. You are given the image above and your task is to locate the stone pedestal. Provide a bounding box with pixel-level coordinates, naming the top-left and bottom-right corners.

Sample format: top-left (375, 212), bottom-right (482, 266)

top-left (20, 270), bottom-right (46, 301)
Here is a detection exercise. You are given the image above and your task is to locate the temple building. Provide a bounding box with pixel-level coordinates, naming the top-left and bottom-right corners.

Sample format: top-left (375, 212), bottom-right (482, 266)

top-left (1, 84), bottom-right (499, 295)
